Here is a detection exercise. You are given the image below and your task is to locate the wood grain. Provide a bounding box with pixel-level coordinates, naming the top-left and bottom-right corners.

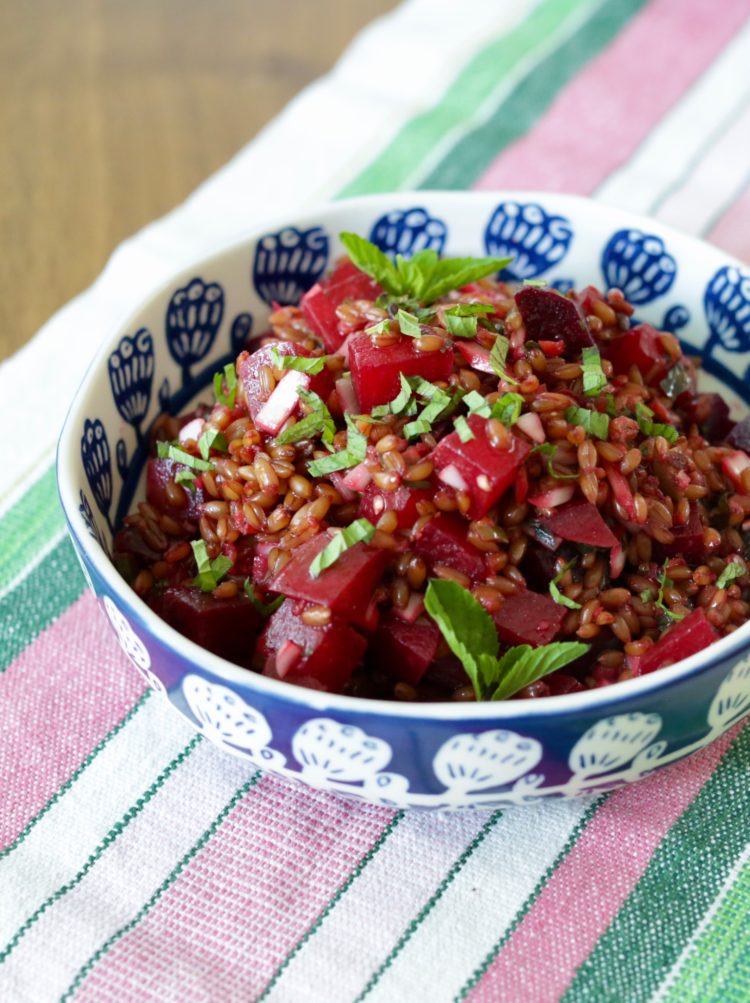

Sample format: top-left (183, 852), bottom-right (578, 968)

top-left (0, 0), bottom-right (396, 361)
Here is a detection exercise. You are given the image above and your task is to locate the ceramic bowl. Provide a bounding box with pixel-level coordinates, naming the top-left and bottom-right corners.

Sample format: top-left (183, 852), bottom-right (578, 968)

top-left (57, 191), bottom-right (750, 810)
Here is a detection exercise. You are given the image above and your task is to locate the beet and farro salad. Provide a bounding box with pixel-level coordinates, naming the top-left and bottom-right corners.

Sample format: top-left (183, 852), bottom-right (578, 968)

top-left (114, 233), bottom-right (750, 702)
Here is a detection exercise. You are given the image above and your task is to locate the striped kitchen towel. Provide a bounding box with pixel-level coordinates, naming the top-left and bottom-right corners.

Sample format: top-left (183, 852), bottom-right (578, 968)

top-left (2, 0), bottom-right (750, 999)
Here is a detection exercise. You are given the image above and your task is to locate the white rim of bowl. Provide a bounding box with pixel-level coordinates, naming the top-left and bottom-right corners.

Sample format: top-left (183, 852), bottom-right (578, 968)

top-left (57, 190), bottom-right (750, 720)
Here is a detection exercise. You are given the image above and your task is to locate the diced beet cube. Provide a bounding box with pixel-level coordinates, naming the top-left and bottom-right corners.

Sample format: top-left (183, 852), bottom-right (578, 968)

top-left (600, 323), bottom-right (673, 384)
top-left (727, 415), bottom-right (750, 451)
top-left (412, 513), bottom-right (486, 581)
top-left (358, 481), bottom-right (434, 529)
top-left (432, 414), bottom-right (530, 518)
top-left (546, 672), bottom-right (585, 695)
top-left (680, 393), bottom-right (733, 441)
top-left (637, 608), bottom-right (719, 674)
top-left (370, 613), bottom-right (440, 685)
top-left (156, 585), bottom-right (262, 665)
top-left (237, 342), bottom-right (333, 422)
top-left (146, 457), bottom-right (205, 520)
top-left (515, 286), bottom-right (593, 352)
top-left (493, 590), bottom-right (566, 648)
top-left (348, 333), bottom-right (453, 413)
top-left (268, 532), bottom-right (389, 628)
top-left (300, 260), bottom-right (382, 352)
top-left (259, 599), bottom-right (366, 691)
top-left (539, 499), bottom-right (618, 550)
top-left (656, 505), bottom-right (706, 560)
top-left (520, 542), bottom-right (576, 594)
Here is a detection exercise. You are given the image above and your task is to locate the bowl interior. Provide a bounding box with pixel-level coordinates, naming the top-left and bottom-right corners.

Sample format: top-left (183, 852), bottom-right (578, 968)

top-left (58, 190), bottom-right (750, 719)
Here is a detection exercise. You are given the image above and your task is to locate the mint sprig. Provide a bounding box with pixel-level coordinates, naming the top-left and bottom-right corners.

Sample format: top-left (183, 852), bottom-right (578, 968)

top-left (424, 579), bottom-right (588, 700)
top-left (339, 232), bottom-right (511, 305)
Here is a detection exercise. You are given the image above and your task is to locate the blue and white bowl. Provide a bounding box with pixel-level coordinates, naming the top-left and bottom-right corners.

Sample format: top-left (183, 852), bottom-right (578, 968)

top-left (57, 191), bottom-right (750, 811)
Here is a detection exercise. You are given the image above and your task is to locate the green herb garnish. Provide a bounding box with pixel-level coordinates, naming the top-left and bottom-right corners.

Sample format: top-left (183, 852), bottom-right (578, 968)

top-left (581, 346), bottom-right (607, 397)
top-left (464, 390), bottom-right (491, 418)
top-left (273, 389), bottom-right (335, 449)
top-left (213, 363), bottom-right (238, 408)
top-left (339, 233), bottom-right (511, 305)
top-left (156, 441), bottom-right (213, 471)
top-left (424, 579), bottom-right (588, 700)
top-left (307, 415), bottom-right (368, 477)
top-left (243, 579), bottom-right (284, 617)
top-left (198, 427), bottom-right (228, 461)
top-left (656, 560), bottom-right (687, 621)
top-left (454, 415), bottom-right (475, 443)
top-left (191, 540), bottom-right (233, 592)
top-left (717, 560), bottom-right (746, 590)
top-left (175, 468), bottom-right (198, 494)
top-left (565, 406), bottom-right (610, 441)
top-left (309, 519), bottom-right (376, 578)
top-left (488, 334), bottom-right (520, 386)
top-left (523, 278), bottom-right (548, 288)
top-left (635, 402), bottom-right (679, 444)
top-left (270, 348), bottom-right (326, 375)
top-left (492, 392), bottom-right (524, 427)
top-left (532, 442), bottom-right (578, 480)
top-left (444, 312), bottom-right (478, 339)
top-left (549, 560), bottom-right (582, 610)
top-left (396, 309), bottom-right (422, 338)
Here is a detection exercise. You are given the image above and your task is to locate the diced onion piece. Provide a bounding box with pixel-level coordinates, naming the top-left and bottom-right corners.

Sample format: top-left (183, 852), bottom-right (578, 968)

top-left (255, 371), bottom-right (309, 434)
top-left (276, 639), bottom-right (304, 679)
top-left (516, 411), bottom-right (545, 443)
top-left (610, 541), bottom-right (626, 578)
top-left (527, 484), bottom-right (576, 509)
top-left (393, 593), bottom-right (425, 624)
top-left (335, 376), bottom-right (359, 415)
top-left (722, 450), bottom-right (750, 492)
top-left (178, 417), bottom-right (205, 444)
top-left (438, 463), bottom-right (469, 492)
top-left (605, 462), bottom-right (637, 520)
top-left (329, 471), bottom-right (357, 502)
top-left (455, 340), bottom-right (494, 374)
top-left (342, 461), bottom-right (373, 492)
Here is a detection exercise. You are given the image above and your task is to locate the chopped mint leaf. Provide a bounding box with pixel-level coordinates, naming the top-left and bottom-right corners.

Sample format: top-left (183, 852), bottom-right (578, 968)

top-left (191, 540), bottom-right (233, 592)
top-left (581, 346), bottom-right (607, 397)
top-left (307, 414), bottom-right (368, 476)
top-left (272, 388), bottom-right (335, 449)
top-left (309, 519), bottom-right (376, 578)
top-left (640, 589), bottom-right (654, 603)
top-left (198, 427), bottom-right (228, 461)
top-left (397, 309), bottom-right (421, 338)
top-left (270, 348), bottom-right (326, 375)
top-left (175, 468), bottom-right (198, 495)
top-left (403, 418), bottom-right (433, 439)
top-left (243, 579), bottom-right (284, 617)
top-left (156, 441), bottom-right (213, 472)
top-left (444, 303), bottom-right (495, 317)
top-left (454, 415), bottom-right (475, 442)
top-left (492, 392), bottom-right (524, 427)
top-left (717, 560), bottom-right (745, 590)
top-left (464, 390), bottom-right (491, 418)
top-left (549, 560), bottom-right (582, 610)
top-left (565, 406), bottom-right (610, 441)
top-left (365, 318), bottom-right (392, 337)
top-left (489, 334), bottom-right (519, 385)
top-left (213, 363), bottom-right (238, 408)
top-left (635, 402), bottom-right (679, 444)
top-left (523, 278), bottom-right (548, 288)
top-left (444, 313), bottom-right (478, 339)
top-left (656, 560), bottom-right (687, 621)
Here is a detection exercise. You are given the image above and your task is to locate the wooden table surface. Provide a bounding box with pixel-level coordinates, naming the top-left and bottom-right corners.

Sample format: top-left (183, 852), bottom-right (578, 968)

top-left (0, 0), bottom-right (396, 362)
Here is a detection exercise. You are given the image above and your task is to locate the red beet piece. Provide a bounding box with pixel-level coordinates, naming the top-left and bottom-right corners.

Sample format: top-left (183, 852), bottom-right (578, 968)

top-left (300, 260), bottom-right (382, 352)
top-left (412, 513), bottom-right (486, 581)
top-left (370, 613), bottom-right (441, 685)
top-left (546, 672), bottom-right (585, 695)
top-left (493, 590), bottom-right (566, 648)
top-left (146, 457), bottom-right (205, 520)
top-left (259, 598), bottom-right (366, 691)
top-left (348, 333), bottom-right (453, 413)
top-left (681, 393), bottom-right (733, 441)
top-left (156, 585), bottom-right (262, 665)
top-left (358, 481), bottom-right (434, 529)
top-left (432, 414), bottom-right (530, 519)
top-left (455, 340), bottom-right (494, 374)
top-left (515, 285), bottom-right (593, 352)
top-left (600, 323), bottom-right (673, 385)
top-left (727, 414), bottom-right (750, 451)
top-left (657, 505), bottom-right (706, 560)
top-left (637, 607), bottom-right (719, 674)
top-left (268, 533), bottom-right (389, 628)
top-left (539, 499), bottom-right (618, 550)
top-left (237, 342), bottom-right (333, 421)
